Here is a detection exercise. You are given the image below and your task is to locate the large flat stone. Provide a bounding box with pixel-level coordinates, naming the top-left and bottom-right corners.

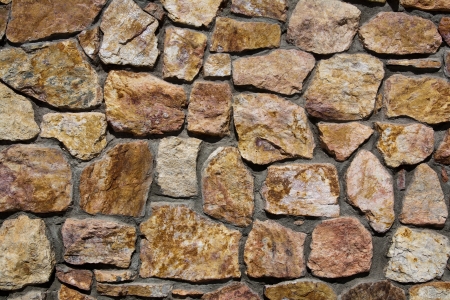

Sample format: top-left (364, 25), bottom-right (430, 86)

top-left (161, 0), bottom-right (223, 27)
top-left (231, 0), bottom-right (287, 21)
top-left (435, 129), bottom-right (450, 164)
top-left (401, 0), bottom-right (450, 11)
top-left (410, 282), bottom-right (450, 300)
top-left (341, 281), bottom-right (406, 300)
top-left (202, 283), bottom-right (261, 300)
top-left (265, 279), bottom-right (337, 300)
top-left (97, 283), bottom-right (172, 298)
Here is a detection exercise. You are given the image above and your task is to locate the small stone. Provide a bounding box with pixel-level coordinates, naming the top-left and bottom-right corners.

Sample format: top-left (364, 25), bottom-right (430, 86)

top-left (78, 26), bottom-right (100, 59)
top-left (56, 266), bottom-right (93, 291)
top-left (262, 164), bottom-right (340, 217)
top-left (439, 17), bottom-right (450, 45)
top-left (58, 285), bottom-right (94, 300)
top-left (143, 2), bottom-right (165, 21)
top-left (397, 169), bottom-right (406, 191)
top-left (264, 279), bottom-right (337, 300)
top-left (233, 93), bottom-right (315, 165)
top-left (305, 53), bottom-right (384, 121)
top-left (341, 281), bottom-right (406, 300)
top-left (8, 291), bottom-right (47, 300)
top-left (173, 289), bottom-right (204, 297)
top-left (386, 58), bottom-right (442, 70)
top-left (231, 0), bottom-right (287, 21)
top-left (401, 0), bottom-right (450, 11)
top-left (0, 215), bottom-right (55, 290)
top-left (307, 217), bottom-right (373, 278)
top-left (386, 226), bottom-right (450, 282)
top-left (410, 282), bottom-right (450, 300)
top-left (97, 283), bottom-right (172, 298)
top-left (287, 0), bottom-right (360, 54)
top-left (203, 54), bottom-right (231, 78)
top-left (140, 205), bottom-right (241, 282)
top-left (104, 70), bottom-right (186, 136)
top-left (161, 0), bottom-right (223, 27)
top-left (202, 283), bottom-right (261, 300)
top-left (0, 4), bottom-right (8, 39)
top-left (443, 167), bottom-right (449, 182)
top-left (211, 17), bottom-right (281, 53)
top-left (233, 49), bottom-right (315, 95)
top-left (445, 51), bottom-right (450, 77)
top-left (294, 220), bottom-right (305, 226)
top-left (435, 129), bottom-right (450, 164)
top-left (94, 269), bottom-right (137, 283)
top-left (40, 112), bottom-right (107, 161)
top-left (62, 218), bottom-right (136, 268)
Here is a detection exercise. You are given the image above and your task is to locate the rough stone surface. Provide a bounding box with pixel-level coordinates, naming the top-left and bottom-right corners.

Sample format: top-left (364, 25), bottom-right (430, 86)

top-left (446, 50), bottom-right (450, 77)
top-left (233, 93), bottom-right (315, 165)
top-left (435, 129), bottom-right (450, 164)
top-left (397, 169), bottom-right (406, 191)
top-left (410, 282), bottom-right (450, 300)
top-left (8, 291), bottom-right (47, 300)
top-left (203, 54), bottom-right (231, 78)
top-left (439, 17), bottom-right (450, 45)
top-left (161, 0), bottom-right (223, 27)
top-left (143, 2), bottom-right (165, 21)
top-left (56, 266), bottom-right (92, 291)
top-left (401, 0), bottom-right (450, 11)
top-left (231, 0), bottom-right (287, 21)
top-left (264, 279), bottom-right (337, 300)
top-left (58, 285), bottom-right (94, 300)
top-left (97, 283), bottom-right (172, 298)
top-left (386, 58), bottom-right (442, 70)
top-left (78, 26), bottom-right (100, 59)
top-left (341, 281), bottom-right (406, 300)
top-left (140, 205), bottom-right (241, 282)
top-left (202, 283), bottom-right (261, 300)
top-left (172, 289), bottom-right (204, 297)
top-left (94, 270), bottom-right (136, 283)
top-left (0, 4), bottom-right (8, 39)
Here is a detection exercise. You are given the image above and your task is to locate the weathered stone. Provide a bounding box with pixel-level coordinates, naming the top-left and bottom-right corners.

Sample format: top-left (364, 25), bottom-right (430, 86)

top-left (287, 0), bottom-right (360, 54)
top-left (439, 17), bottom-right (450, 45)
top-left (211, 17), bottom-right (281, 52)
top-left (410, 282), bottom-right (450, 300)
top-left (244, 220), bottom-right (306, 279)
top-left (397, 169), bottom-right (406, 191)
top-left (265, 279), bottom-right (337, 300)
top-left (104, 70), bottom-right (186, 136)
top-left (443, 168), bottom-right (449, 182)
top-left (58, 285), bottom-right (94, 300)
top-left (40, 112), bottom-right (107, 161)
top-left (94, 269), bottom-right (136, 283)
top-left (305, 53), bottom-right (384, 121)
top-left (0, 215), bottom-right (55, 290)
top-left (386, 58), bottom-right (442, 70)
top-left (0, 40), bottom-right (102, 110)
top-left (359, 12), bottom-right (441, 55)
top-left (318, 122), bottom-right (373, 162)
top-left (262, 164), bottom-right (340, 217)
top-left (445, 51), bottom-right (450, 77)
top-left (203, 54), bottom-right (231, 78)
top-left (307, 217), bottom-right (372, 278)
top-left (173, 289), bottom-right (204, 297)
top-left (202, 283), bottom-right (260, 300)
top-left (294, 220), bottom-right (305, 226)
top-left (62, 218), bottom-right (136, 268)
top-left (233, 93), bottom-right (315, 165)
top-left (140, 205), bottom-right (241, 281)
top-left (97, 283), bottom-right (172, 298)
top-left (231, 0), bottom-right (287, 21)
top-left (341, 281), bottom-right (406, 300)
top-left (80, 141), bottom-right (153, 217)
top-left (78, 26), bottom-right (100, 59)
top-left (401, 0), bottom-right (450, 11)
top-left (56, 266), bottom-right (92, 291)
top-left (144, 2), bottom-right (165, 21)
top-left (8, 291), bottom-right (47, 300)
top-left (375, 122), bottom-right (434, 168)
top-left (99, 0), bottom-right (158, 67)
top-left (0, 4), bottom-right (8, 39)
top-left (435, 129), bottom-right (450, 164)
top-left (0, 0), bottom-right (8, 3)
top-left (187, 81), bottom-right (232, 137)
top-left (156, 137), bottom-right (201, 198)
top-left (161, 0), bottom-right (223, 27)
top-left (233, 49), bottom-right (315, 95)
top-left (386, 226), bottom-right (450, 282)
top-left (202, 147), bottom-right (254, 227)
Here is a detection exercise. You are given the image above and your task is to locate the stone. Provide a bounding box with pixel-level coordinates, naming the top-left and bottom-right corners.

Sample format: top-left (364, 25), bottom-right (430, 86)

top-left (443, 168), bottom-right (449, 182)
top-left (0, 215), bottom-right (55, 290)
top-left (233, 49), bottom-right (315, 95)
top-left (445, 51), bottom-right (450, 77)
top-left (99, 0), bottom-right (159, 67)
top-left (94, 269), bottom-right (137, 283)
top-left (144, 2), bottom-right (165, 21)
top-left (0, 40), bottom-right (102, 110)
top-left (400, 164), bottom-right (447, 227)
top-left (0, 144), bottom-right (72, 213)
top-left (187, 81), bottom-right (232, 137)
top-left (410, 282), bottom-right (450, 300)
top-left (264, 279), bottom-right (337, 300)
top-left (262, 164), bottom-right (340, 217)
top-left (173, 289), bottom-right (204, 297)
top-left (307, 217), bottom-right (372, 278)
top-left (287, 0), bottom-right (360, 54)
top-left (305, 53), bottom-right (384, 121)
top-left (161, 0), bottom-right (223, 27)
top-left (104, 70), bottom-right (186, 136)
top-left (8, 291), bottom-right (47, 300)
top-left (401, 0), bottom-right (450, 11)
top-left (163, 27), bottom-right (207, 81)
top-left (341, 281), bottom-right (406, 300)
top-left (386, 226), bottom-right (450, 282)
top-left (58, 285), bottom-right (94, 300)
top-left (386, 58), bottom-right (442, 70)
top-left (231, 0), bottom-right (287, 21)
top-left (97, 283), bottom-right (172, 298)
top-left (359, 12), bottom-right (441, 55)
top-left (318, 122), bottom-right (373, 162)
top-left (397, 169), bottom-right (406, 191)
top-left (346, 150), bottom-right (395, 233)
top-left (375, 122), bottom-right (434, 168)
top-left (0, 4), bottom-right (8, 39)
top-left (156, 137), bottom-right (201, 198)
top-left (79, 141), bottom-right (153, 217)
top-left (202, 147), bottom-right (254, 227)
top-left (244, 220), bottom-right (306, 279)
top-left (202, 283), bottom-right (261, 300)
top-left (435, 129), bottom-right (450, 164)
top-left (294, 220), bottom-right (305, 226)
top-left (62, 218), bottom-right (136, 268)
top-left (439, 17), bottom-right (450, 45)
top-left (0, 0), bottom-right (9, 4)
top-left (140, 205), bottom-right (241, 281)
top-left (56, 265), bottom-right (93, 291)
top-left (233, 93), bottom-right (315, 165)
top-left (6, 0), bottom-right (106, 43)
top-left (203, 54), bottom-right (231, 78)
top-left (210, 17), bottom-right (281, 53)
top-left (40, 112), bottom-right (107, 161)
top-left (78, 26), bottom-right (100, 59)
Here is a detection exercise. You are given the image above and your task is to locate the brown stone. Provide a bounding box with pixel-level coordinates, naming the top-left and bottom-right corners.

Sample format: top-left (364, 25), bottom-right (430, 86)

top-left (231, 0), bottom-right (287, 21)
top-left (97, 283), bottom-right (172, 298)
top-left (443, 167), bottom-right (449, 182)
top-left (0, 4), bottom-right (8, 39)
top-left (56, 265), bottom-right (93, 291)
top-left (410, 282), bottom-right (450, 300)
top-left (435, 129), bottom-right (450, 164)
top-left (161, 0), bottom-right (223, 27)
top-left (401, 0), bottom-right (450, 11)
top-left (62, 218), bottom-right (136, 268)
top-left (262, 164), bottom-right (340, 217)
top-left (8, 291), bottom-right (47, 300)
top-left (173, 289), bottom-right (204, 297)
top-left (386, 58), bottom-right (442, 70)
top-left (140, 205), bottom-right (241, 282)
top-left (94, 269), bottom-right (136, 283)
top-left (439, 17), bottom-right (450, 45)
top-left (233, 93), bottom-right (315, 165)
top-left (341, 281), bottom-right (406, 300)
top-left (307, 217), bottom-right (373, 278)
top-left (202, 283), bottom-right (261, 300)
top-left (233, 49), bottom-right (315, 95)
top-left (78, 26), bottom-right (100, 59)
top-left (58, 285), bottom-right (94, 300)
top-left (203, 54), bottom-right (231, 78)
top-left (445, 50), bottom-right (450, 77)
top-left (80, 141), bottom-right (153, 217)
top-left (143, 2), bottom-right (165, 21)
top-left (264, 279), bottom-right (337, 300)
top-left (104, 70), bottom-right (186, 136)
top-left (397, 169), bottom-right (406, 191)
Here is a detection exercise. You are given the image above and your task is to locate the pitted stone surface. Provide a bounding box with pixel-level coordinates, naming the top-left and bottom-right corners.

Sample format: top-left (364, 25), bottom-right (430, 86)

top-left (161, 0), bottom-right (223, 27)
top-left (202, 283), bottom-right (261, 300)
top-left (58, 285), bottom-right (94, 300)
top-left (410, 282), bottom-right (450, 300)
top-left (400, 0), bottom-right (450, 11)
top-left (56, 266), bottom-right (93, 291)
top-left (231, 0), bottom-right (287, 21)
top-left (94, 270), bottom-right (137, 283)
top-left (203, 54), bottom-right (231, 78)
top-left (97, 283), bottom-right (172, 298)
top-left (78, 27), bottom-right (100, 59)
top-left (435, 129), bottom-right (450, 164)
top-left (264, 280), bottom-right (337, 300)
top-left (341, 281), bottom-right (406, 300)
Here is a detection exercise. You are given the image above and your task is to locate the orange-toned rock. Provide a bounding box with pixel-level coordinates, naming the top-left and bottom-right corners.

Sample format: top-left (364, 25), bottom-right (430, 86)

top-left (173, 289), bottom-right (204, 297)
top-left (341, 281), bottom-right (406, 300)
top-left (265, 280), bottom-right (337, 300)
top-left (203, 54), bottom-right (231, 78)
top-left (97, 283), bottom-right (172, 298)
top-left (94, 269), bottom-right (136, 283)
top-left (202, 283), bottom-right (261, 300)
top-left (410, 282), bottom-right (450, 300)
top-left (78, 26), bottom-right (100, 59)
top-left (56, 266), bottom-right (93, 291)
top-left (435, 129), bottom-right (450, 164)
top-left (143, 2), bottom-right (165, 21)
top-left (231, 0), bottom-right (287, 21)
top-left (401, 0), bottom-right (450, 11)
top-left (0, 4), bottom-right (8, 39)
top-left (439, 17), bottom-right (450, 45)
top-left (161, 0), bottom-right (223, 27)
top-left (58, 285), bottom-right (94, 300)
top-left (386, 58), bottom-right (441, 70)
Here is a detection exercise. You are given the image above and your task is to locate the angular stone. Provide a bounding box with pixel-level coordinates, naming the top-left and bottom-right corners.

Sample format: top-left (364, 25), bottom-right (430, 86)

top-left (233, 93), bottom-right (315, 165)
top-left (386, 58), bottom-right (441, 70)
top-left (0, 4), bottom-right (8, 39)
top-left (386, 226), bottom-right (450, 282)
top-left (435, 129), bottom-right (450, 164)
top-left (211, 17), bottom-right (281, 53)
top-left (233, 49), bottom-right (315, 95)
top-left (202, 283), bottom-right (260, 300)
top-left (287, 0), bottom-right (360, 54)
top-left (56, 265), bottom-right (92, 291)
top-left (305, 53), bottom-right (384, 121)
top-left (58, 285), bottom-right (94, 300)
top-left (8, 291), bottom-right (47, 300)
top-left (97, 283), bottom-right (172, 298)
top-left (80, 141), bottom-right (153, 217)
top-left (0, 144), bottom-right (72, 213)
top-left (161, 0), bottom-right (223, 27)
top-left (78, 26), bottom-right (100, 59)
top-left (62, 218), bottom-right (136, 268)
top-left (401, 0), bottom-right (450, 11)
top-left (104, 70), bottom-right (186, 136)
top-left (0, 215), bottom-right (55, 290)
top-left (262, 164), bottom-right (340, 217)
top-left (40, 112), bottom-right (107, 161)
top-left (143, 3), bottom-right (165, 21)
top-left (0, 40), bottom-right (102, 110)
top-left (410, 282), bottom-right (450, 300)
top-left (173, 289), bottom-right (204, 297)
top-left (439, 17), bottom-right (450, 45)
top-left (265, 279), bottom-right (337, 300)
top-left (94, 269), bottom-right (137, 283)
top-left (341, 281), bottom-right (406, 300)
top-left (203, 54), bottom-right (231, 78)
top-left (346, 150), bottom-right (394, 233)
top-left (231, 0), bottom-right (287, 21)
top-left (140, 205), bottom-right (241, 281)
top-left (99, 0), bottom-right (158, 67)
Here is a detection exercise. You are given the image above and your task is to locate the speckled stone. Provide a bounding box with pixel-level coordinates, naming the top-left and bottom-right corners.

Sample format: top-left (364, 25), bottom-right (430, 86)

top-left (435, 129), bottom-right (450, 164)
top-left (401, 0), bottom-right (450, 11)
top-left (203, 54), bottom-right (231, 78)
top-left (97, 283), bottom-right (172, 298)
top-left (264, 279), bottom-right (337, 300)
top-left (58, 285), bottom-right (94, 300)
top-left (386, 58), bottom-right (441, 70)
top-left (341, 281), bottom-right (406, 300)
top-left (78, 26), bottom-right (100, 59)
top-left (202, 283), bottom-right (261, 300)
top-left (94, 270), bottom-right (137, 283)
top-left (409, 282), bottom-right (450, 300)
top-left (56, 265), bottom-right (93, 291)
top-left (161, 0), bottom-right (223, 27)
top-left (231, 0), bottom-right (287, 21)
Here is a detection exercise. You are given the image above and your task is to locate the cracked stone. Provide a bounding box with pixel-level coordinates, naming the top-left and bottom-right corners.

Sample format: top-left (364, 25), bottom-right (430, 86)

top-left (341, 281), bottom-right (406, 300)
top-left (78, 26), bottom-right (100, 59)
top-left (435, 129), bottom-right (450, 164)
top-left (401, 0), bottom-right (450, 11)
top-left (410, 282), bottom-right (450, 300)
top-left (264, 279), bottom-right (337, 300)
top-left (161, 0), bottom-right (223, 27)
top-left (202, 283), bottom-right (261, 300)
top-left (386, 58), bottom-right (442, 70)
top-left (94, 270), bottom-right (137, 283)
top-left (203, 54), bottom-right (231, 78)
top-left (97, 283), bottom-right (172, 298)
top-left (56, 266), bottom-right (92, 291)
top-left (58, 285), bottom-right (94, 300)
top-left (231, 0), bottom-right (287, 21)
top-left (0, 4), bottom-right (8, 39)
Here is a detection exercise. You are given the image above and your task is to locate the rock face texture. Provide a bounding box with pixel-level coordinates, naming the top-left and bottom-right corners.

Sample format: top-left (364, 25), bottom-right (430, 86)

top-left (409, 282), bottom-right (450, 300)
top-left (56, 266), bottom-right (93, 291)
top-left (386, 58), bottom-right (442, 70)
top-left (202, 283), bottom-right (260, 300)
top-left (231, 0), bottom-right (287, 21)
top-left (341, 281), bottom-right (406, 300)
top-left (58, 285), bottom-right (94, 300)
top-left (264, 280), bottom-right (337, 300)
top-left (0, 5), bottom-right (8, 39)
top-left (97, 283), bottom-right (172, 298)
top-left (161, 0), bottom-right (223, 27)
top-left (94, 270), bottom-right (136, 283)
top-left (8, 291), bottom-right (47, 300)
top-left (440, 17), bottom-right (450, 45)
top-left (203, 54), bottom-right (231, 78)
top-left (401, 0), bottom-right (450, 11)
top-left (78, 27), bottom-right (100, 59)
top-left (435, 129), bottom-right (450, 164)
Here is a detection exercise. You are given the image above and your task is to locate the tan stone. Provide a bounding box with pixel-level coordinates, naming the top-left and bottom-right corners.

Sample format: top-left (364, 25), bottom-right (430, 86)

top-left (0, 4), bottom-right (8, 39)
top-left (341, 281), bottom-right (406, 300)
top-left (410, 282), bottom-right (450, 300)
top-left (386, 58), bottom-right (441, 70)
top-left (202, 283), bottom-right (261, 300)
top-left (8, 291), bottom-right (47, 300)
top-left (173, 289), bottom-right (204, 297)
top-left (94, 269), bottom-right (136, 283)
top-left (203, 54), bottom-right (231, 78)
top-left (58, 285), bottom-right (94, 300)
top-left (233, 49), bottom-right (315, 95)
top-left (161, 0), bottom-right (223, 27)
top-left (211, 17), bottom-right (281, 53)
top-left (439, 17), bottom-right (450, 45)
top-left (97, 283), bottom-right (172, 298)
top-left (0, 0), bottom-right (9, 4)
top-left (80, 141), bottom-right (153, 217)
top-left (262, 164), bottom-right (340, 217)
top-left (233, 93), bottom-right (315, 165)
top-left (40, 112), bottom-right (107, 161)
top-left (401, 0), bottom-right (450, 11)
top-left (56, 265), bottom-right (92, 291)
top-left (445, 51), bottom-right (450, 77)
top-left (265, 279), bottom-right (337, 300)
top-left (435, 129), bottom-right (450, 164)
top-left (140, 205), bottom-right (241, 282)
top-left (143, 2), bottom-right (165, 21)
top-left (78, 26), bottom-right (100, 59)
top-left (231, 0), bottom-right (287, 21)
top-left (104, 70), bottom-right (186, 136)
top-left (305, 53), bottom-right (384, 121)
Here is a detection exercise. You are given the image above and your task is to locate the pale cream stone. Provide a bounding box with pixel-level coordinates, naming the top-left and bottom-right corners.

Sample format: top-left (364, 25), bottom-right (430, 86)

top-left (203, 54), bottom-right (231, 78)
top-left (161, 0), bottom-right (223, 27)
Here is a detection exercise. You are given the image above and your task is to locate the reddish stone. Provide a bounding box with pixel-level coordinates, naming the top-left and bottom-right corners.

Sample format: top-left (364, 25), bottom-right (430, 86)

top-left (397, 169), bottom-right (406, 191)
top-left (56, 266), bottom-right (93, 291)
top-left (341, 281), bottom-right (406, 300)
top-left (202, 283), bottom-right (261, 300)
top-left (439, 17), bottom-right (450, 45)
